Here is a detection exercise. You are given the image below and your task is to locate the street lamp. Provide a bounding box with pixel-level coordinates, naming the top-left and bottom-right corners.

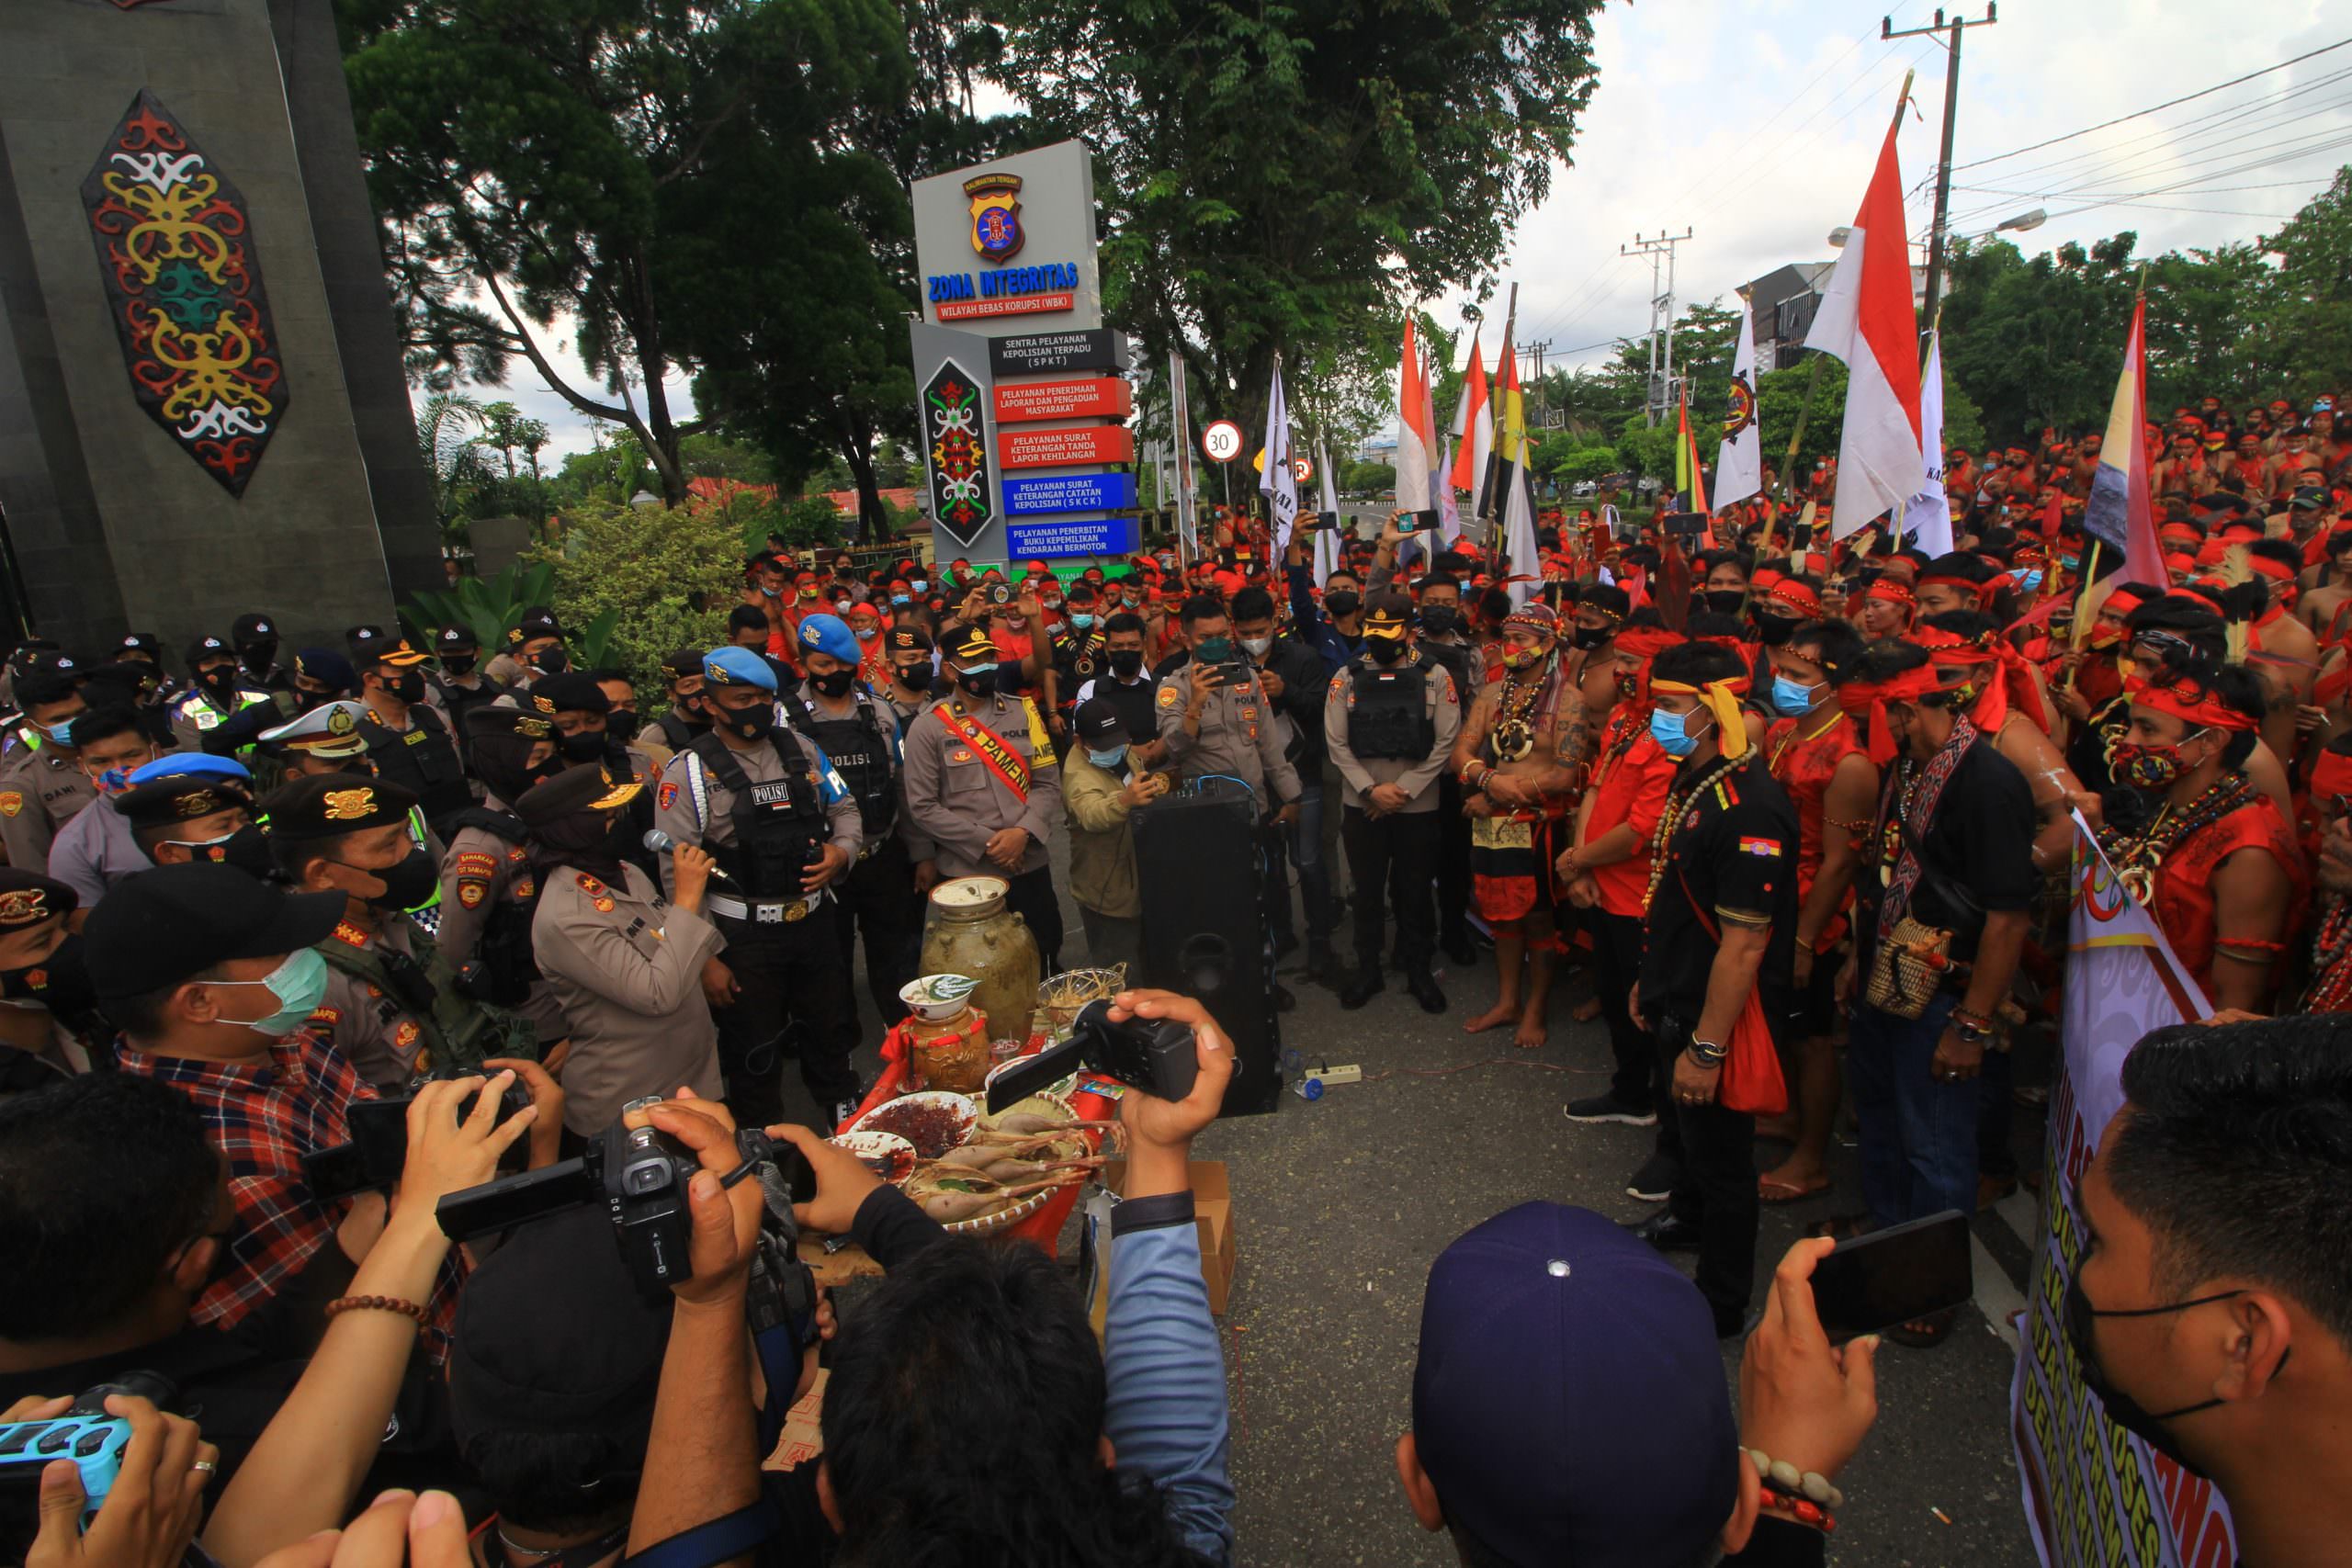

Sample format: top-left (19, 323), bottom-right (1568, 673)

top-left (1827, 226), bottom-right (1851, 249)
top-left (629, 489), bottom-right (660, 511)
top-left (1995, 208), bottom-right (2046, 234)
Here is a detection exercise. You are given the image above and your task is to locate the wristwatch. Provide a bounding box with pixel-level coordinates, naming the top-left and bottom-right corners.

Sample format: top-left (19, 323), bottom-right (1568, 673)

top-left (1686, 1035), bottom-right (1729, 1067)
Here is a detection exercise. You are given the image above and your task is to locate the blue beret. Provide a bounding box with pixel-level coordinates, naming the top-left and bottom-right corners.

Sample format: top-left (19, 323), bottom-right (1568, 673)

top-left (702, 646), bottom-right (777, 693)
top-left (126, 752), bottom-right (253, 786)
top-left (795, 612), bottom-right (861, 668)
top-left (293, 647), bottom-right (356, 693)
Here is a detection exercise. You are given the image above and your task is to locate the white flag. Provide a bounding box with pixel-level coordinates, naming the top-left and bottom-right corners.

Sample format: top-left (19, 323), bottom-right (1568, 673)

top-left (1437, 434), bottom-right (1461, 545)
top-left (1904, 329), bottom-right (1952, 556)
top-left (1714, 307), bottom-right (1763, 507)
top-left (1504, 465), bottom-right (1540, 608)
top-left (1170, 351), bottom-right (1199, 559)
top-left (1315, 438), bottom-right (1342, 584)
top-left (1261, 357), bottom-right (1300, 552)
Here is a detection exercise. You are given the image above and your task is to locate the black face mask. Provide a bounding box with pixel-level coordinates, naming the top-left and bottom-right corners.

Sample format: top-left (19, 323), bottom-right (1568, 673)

top-left (1420, 605), bottom-right (1462, 637)
top-left (809, 667), bottom-right (857, 699)
top-left (0, 933), bottom-right (98, 1021)
top-left (1703, 589), bottom-right (1747, 616)
top-left (559, 729), bottom-right (608, 763)
top-left (441, 654), bottom-right (478, 678)
top-left (1366, 637), bottom-right (1408, 665)
top-left (1755, 613), bottom-right (1800, 648)
top-left (955, 667), bottom-right (997, 700)
top-left (347, 846), bottom-right (438, 911)
top-left (530, 647), bottom-right (570, 675)
top-left (608, 708), bottom-right (638, 733)
top-left (1571, 625), bottom-right (1611, 650)
top-left (198, 665), bottom-right (240, 699)
top-left (2062, 1275), bottom-right (2252, 1479)
top-left (1325, 592), bottom-right (1363, 620)
top-left (1107, 649), bottom-right (1145, 679)
top-left (891, 664), bottom-right (929, 691)
top-left (238, 640), bottom-right (277, 672)
top-left (718, 701), bottom-right (776, 742)
top-left (384, 671), bottom-right (426, 705)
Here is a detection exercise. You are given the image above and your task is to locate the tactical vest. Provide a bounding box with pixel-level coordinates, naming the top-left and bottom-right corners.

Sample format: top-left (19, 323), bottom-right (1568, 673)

top-left (445, 807), bottom-right (541, 1005)
top-left (317, 923), bottom-right (536, 1077)
top-left (686, 731), bottom-right (830, 897)
top-left (365, 705), bottom-right (471, 823)
top-left (786, 691), bottom-right (896, 838)
top-left (652, 710), bottom-right (702, 750)
top-left (1348, 654), bottom-right (1437, 761)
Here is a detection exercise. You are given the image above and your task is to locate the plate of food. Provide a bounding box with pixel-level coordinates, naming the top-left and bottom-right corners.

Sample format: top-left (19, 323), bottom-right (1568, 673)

top-left (826, 1129), bottom-right (917, 1186)
top-left (846, 1090), bottom-right (978, 1159)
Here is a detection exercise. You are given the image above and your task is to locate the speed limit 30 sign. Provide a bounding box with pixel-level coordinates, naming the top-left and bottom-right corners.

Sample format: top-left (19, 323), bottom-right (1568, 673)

top-left (1202, 420), bottom-right (1244, 463)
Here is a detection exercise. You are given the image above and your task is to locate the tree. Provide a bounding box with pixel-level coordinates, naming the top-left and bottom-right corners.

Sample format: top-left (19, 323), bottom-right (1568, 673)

top-left (978, 0), bottom-right (1605, 445)
top-left (527, 500), bottom-right (745, 692)
top-left (415, 390), bottom-right (495, 535)
top-left (342, 0), bottom-right (911, 506)
top-left (2250, 165), bottom-right (2352, 406)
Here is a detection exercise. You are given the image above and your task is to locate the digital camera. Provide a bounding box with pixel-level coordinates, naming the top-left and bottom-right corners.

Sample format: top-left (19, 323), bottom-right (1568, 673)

top-left (986, 998), bottom-right (1198, 1112)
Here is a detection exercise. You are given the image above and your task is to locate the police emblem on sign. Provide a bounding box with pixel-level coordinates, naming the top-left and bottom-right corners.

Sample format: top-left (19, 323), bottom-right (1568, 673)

top-left (1723, 371), bottom-right (1757, 440)
top-left (964, 172), bottom-right (1024, 263)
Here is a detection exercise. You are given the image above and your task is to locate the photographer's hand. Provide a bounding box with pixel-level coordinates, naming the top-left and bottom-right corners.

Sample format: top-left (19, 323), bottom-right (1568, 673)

top-left (29, 1394), bottom-right (213, 1568)
top-left (1738, 1238), bottom-right (1880, 1483)
top-left (633, 1093), bottom-right (763, 1309)
top-left (247, 1490), bottom-right (470, 1568)
top-left (774, 1123), bottom-right (882, 1235)
top-left (391, 1072), bottom-right (535, 1225)
top-left (482, 1058), bottom-right (565, 1170)
top-left (1103, 988), bottom-right (1236, 1201)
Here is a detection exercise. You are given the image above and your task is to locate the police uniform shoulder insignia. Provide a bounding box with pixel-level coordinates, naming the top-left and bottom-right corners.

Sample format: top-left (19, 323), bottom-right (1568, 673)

top-left (395, 1021), bottom-right (421, 1050)
top-left (1158, 686), bottom-right (1180, 708)
top-left (575, 872), bottom-right (605, 894)
top-left (507, 846), bottom-right (527, 863)
top-left (309, 1006), bottom-right (342, 1027)
top-left (0, 791), bottom-right (19, 818)
top-left (455, 851), bottom-right (498, 878)
top-left (950, 747), bottom-right (973, 762)
top-left (457, 880), bottom-right (489, 909)
top-left (514, 878), bottom-right (535, 899)
top-left (576, 871), bottom-right (616, 913)
top-left (658, 780), bottom-right (678, 811)
top-left (330, 919), bottom-right (369, 949)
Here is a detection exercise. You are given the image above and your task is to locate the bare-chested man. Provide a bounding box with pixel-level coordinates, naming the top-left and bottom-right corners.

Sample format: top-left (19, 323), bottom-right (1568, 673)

top-left (1451, 603), bottom-right (1591, 1050)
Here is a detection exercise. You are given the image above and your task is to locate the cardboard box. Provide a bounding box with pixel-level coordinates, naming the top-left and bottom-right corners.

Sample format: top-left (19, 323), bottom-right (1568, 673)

top-left (1101, 1160), bottom-right (1238, 1316)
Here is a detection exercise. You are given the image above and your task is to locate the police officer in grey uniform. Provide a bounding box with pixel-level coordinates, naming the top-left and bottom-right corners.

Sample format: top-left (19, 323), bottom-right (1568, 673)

top-left (900, 622), bottom-right (1066, 971)
top-left (168, 637), bottom-right (277, 755)
top-left (0, 670), bottom-right (97, 874)
top-left (433, 707), bottom-right (571, 1066)
top-left (651, 647), bottom-right (864, 1129)
top-left (1324, 592), bottom-right (1460, 1013)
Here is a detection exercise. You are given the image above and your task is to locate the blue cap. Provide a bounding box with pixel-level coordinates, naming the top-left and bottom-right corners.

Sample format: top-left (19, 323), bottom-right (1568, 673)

top-left (702, 646), bottom-right (777, 693)
top-left (1410, 1203), bottom-right (1738, 1566)
top-left (292, 647), bottom-right (355, 694)
top-left (795, 612), bottom-right (860, 668)
top-left (126, 752), bottom-right (252, 786)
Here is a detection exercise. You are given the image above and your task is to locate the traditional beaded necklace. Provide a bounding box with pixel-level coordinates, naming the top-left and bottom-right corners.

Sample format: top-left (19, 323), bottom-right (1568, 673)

top-left (1641, 753), bottom-right (1745, 915)
top-left (2305, 898), bottom-right (2352, 1012)
top-left (2098, 772), bottom-right (2257, 908)
top-left (1488, 652), bottom-right (1555, 763)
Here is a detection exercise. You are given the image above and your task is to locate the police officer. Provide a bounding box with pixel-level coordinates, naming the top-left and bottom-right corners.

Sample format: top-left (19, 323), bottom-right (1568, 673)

top-left (494, 607), bottom-right (571, 692)
top-left (435, 706), bottom-right (571, 1066)
top-left (1324, 592), bottom-right (1461, 1012)
top-left (0, 671), bottom-right (96, 874)
top-left (113, 758), bottom-right (254, 870)
top-left (518, 763), bottom-right (725, 1134)
top-left (355, 641), bottom-right (471, 829)
top-left (901, 623), bottom-right (1067, 971)
top-left (168, 636), bottom-right (276, 754)
top-left (231, 613), bottom-right (294, 694)
top-left (430, 625), bottom-right (508, 754)
top-left (652, 647), bottom-right (865, 1129)
top-left (639, 648), bottom-right (712, 764)
top-left (0, 868), bottom-right (99, 1092)
top-left (265, 773), bottom-right (528, 1088)
top-left (255, 698), bottom-right (376, 781)
top-left (787, 613), bottom-right (919, 1049)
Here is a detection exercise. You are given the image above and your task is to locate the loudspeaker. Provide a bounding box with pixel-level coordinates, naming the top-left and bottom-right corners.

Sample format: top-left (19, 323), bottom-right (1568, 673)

top-left (1133, 779), bottom-right (1283, 1116)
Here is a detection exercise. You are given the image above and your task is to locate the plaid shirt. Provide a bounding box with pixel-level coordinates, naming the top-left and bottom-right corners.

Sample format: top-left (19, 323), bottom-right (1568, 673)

top-left (113, 1030), bottom-right (378, 1331)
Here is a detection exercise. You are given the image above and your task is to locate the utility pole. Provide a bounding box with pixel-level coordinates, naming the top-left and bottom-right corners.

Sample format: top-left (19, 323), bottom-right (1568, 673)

top-left (1623, 230), bottom-right (1692, 425)
top-left (1885, 5), bottom-right (1996, 333)
top-left (1525, 339), bottom-right (1553, 426)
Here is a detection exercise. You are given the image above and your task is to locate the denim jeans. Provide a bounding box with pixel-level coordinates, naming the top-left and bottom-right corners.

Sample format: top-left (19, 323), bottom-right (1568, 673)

top-left (1847, 992), bottom-right (1976, 1228)
top-left (1289, 783), bottom-right (1336, 948)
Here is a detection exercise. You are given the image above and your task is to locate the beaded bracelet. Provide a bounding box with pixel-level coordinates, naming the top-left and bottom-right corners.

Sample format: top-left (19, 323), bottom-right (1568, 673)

top-left (1758, 1483), bottom-right (1838, 1534)
top-left (1746, 1448), bottom-right (1844, 1511)
top-left (325, 1294), bottom-right (429, 1325)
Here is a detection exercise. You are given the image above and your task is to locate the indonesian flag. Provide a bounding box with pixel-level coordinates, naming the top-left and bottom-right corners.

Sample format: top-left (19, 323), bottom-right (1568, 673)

top-left (1448, 327), bottom-right (1494, 513)
top-left (1396, 314), bottom-right (1433, 516)
top-left (1807, 118), bottom-right (1923, 540)
top-left (1714, 306), bottom-right (1763, 507)
top-left (2083, 295), bottom-right (2168, 588)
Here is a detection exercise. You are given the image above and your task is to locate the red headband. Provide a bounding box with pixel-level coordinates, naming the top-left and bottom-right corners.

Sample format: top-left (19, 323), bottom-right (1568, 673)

top-left (1865, 578), bottom-right (1917, 606)
top-left (2312, 747), bottom-right (2352, 801)
top-left (2128, 675), bottom-right (2256, 733)
top-left (1838, 664), bottom-right (1954, 765)
top-left (1766, 579), bottom-right (1823, 617)
top-left (1911, 627), bottom-right (2050, 734)
top-left (1614, 626), bottom-right (1682, 660)
top-left (2248, 555), bottom-right (2295, 585)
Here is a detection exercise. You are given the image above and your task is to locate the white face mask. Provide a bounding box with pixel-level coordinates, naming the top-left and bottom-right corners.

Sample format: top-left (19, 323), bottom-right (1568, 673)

top-left (1240, 635), bottom-right (1273, 658)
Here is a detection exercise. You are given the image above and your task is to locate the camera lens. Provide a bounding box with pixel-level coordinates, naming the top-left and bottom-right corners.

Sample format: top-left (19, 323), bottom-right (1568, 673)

top-left (624, 1161), bottom-right (672, 1196)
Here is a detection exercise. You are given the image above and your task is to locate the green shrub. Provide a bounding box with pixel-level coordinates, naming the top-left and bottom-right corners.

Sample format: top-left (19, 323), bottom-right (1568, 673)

top-left (526, 500), bottom-right (741, 694)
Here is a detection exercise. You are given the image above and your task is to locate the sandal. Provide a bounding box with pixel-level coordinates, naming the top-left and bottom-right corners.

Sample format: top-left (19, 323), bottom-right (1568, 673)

top-left (1882, 1308), bottom-right (1957, 1349)
top-left (1758, 1173), bottom-right (1832, 1204)
top-left (1806, 1212), bottom-right (1871, 1241)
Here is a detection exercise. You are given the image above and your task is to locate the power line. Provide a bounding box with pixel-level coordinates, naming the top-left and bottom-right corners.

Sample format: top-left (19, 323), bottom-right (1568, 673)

top-left (1948, 34), bottom-right (2352, 173)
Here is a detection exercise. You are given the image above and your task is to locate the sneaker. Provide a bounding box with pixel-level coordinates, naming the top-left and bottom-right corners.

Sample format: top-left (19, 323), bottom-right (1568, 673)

top-left (1624, 1151), bottom-right (1680, 1202)
top-left (1564, 1090), bottom-right (1658, 1127)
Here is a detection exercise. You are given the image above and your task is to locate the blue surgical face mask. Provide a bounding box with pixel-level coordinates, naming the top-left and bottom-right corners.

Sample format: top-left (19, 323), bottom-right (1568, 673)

top-left (1070, 613), bottom-right (1096, 631)
top-left (1649, 705), bottom-right (1708, 758)
top-left (1771, 674), bottom-right (1823, 716)
top-left (2011, 568), bottom-right (2044, 592)
top-left (891, 593), bottom-right (910, 606)
top-left (209, 949), bottom-right (330, 1038)
top-left (1086, 746), bottom-right (1127, 770)
top-left (910, 580), bottom-right (928, 593)
top-left (43, 717), bottom-right (77, 749)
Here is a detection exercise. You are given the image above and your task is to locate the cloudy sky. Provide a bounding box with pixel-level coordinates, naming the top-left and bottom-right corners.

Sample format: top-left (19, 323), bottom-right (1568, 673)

top-left (428, 0), bottom-right (2352, 462)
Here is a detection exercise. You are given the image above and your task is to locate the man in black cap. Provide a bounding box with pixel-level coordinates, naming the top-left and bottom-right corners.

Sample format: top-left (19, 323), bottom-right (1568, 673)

top-left (429, 624), bottom-right (508, 754)
top-left (878, 625), bottom-right (943, 734)
top-left (435, 707), bottom-right (570, 1061)
top-left (114, 632), bottom-right (182, 714)
top-left (168, 635), bottom-right (277, 754)
top-left (492, 607), bottom-right (569, 692)
top-left (0, 868), bottom-right (98, 1090)
top-left (231, 613), bottom-right (294, 694)
top-left (118, 769), bottom-right (254, 870)
top-left (91, 863), bottom-right (373, 1331)
top-left (639, 647), bottom-right (713, 769)
top-left (1062, 697), bottom-right (1152, 969)
top-left (356, 639), bottom-right (471, 829)
top-left (0, 669), bottom-right (97, 874)
top-left (267, 773), bottom-right (525, 1086)
top-left (529, 671), bottom-right (644, 780)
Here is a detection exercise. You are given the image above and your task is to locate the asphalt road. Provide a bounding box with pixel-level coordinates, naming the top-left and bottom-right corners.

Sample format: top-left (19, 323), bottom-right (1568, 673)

top-left (808, 835), bottom-right (2046, 1567)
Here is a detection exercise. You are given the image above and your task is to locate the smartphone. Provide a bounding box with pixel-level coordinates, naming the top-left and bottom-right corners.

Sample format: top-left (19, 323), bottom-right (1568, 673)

top-left (1409, 509), bottom-right (1440, 532)
top-left (1309, 510), bottom-right (1340, 532)
top-left (1808, 1210), bottom-right (1973, 1342)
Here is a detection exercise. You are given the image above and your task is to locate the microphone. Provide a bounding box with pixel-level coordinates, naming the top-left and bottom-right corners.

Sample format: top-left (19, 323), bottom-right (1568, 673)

top-left (641, 828), bottom-right (735, 884)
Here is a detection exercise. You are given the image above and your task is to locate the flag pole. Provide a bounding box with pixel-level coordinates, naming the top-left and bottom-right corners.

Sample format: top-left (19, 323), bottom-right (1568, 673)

top-left (1478, 282), bottom-right (1520, 538)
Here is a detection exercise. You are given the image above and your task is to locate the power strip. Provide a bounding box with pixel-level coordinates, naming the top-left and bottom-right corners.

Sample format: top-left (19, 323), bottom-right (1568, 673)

top-left (1310, 1064), bottom-right (1363, 1086)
